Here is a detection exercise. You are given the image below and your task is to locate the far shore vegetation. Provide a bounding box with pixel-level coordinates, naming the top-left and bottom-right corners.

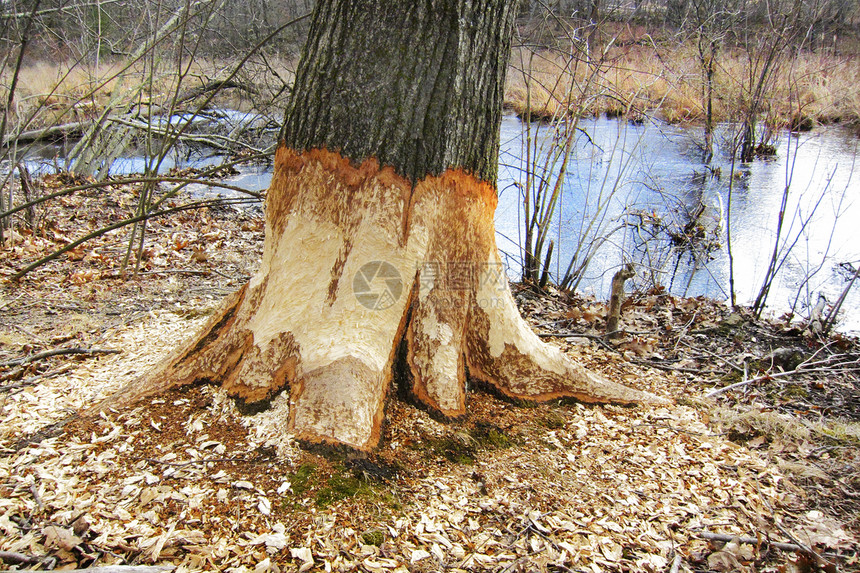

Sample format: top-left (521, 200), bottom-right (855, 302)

top-left (505, 38), bottom-right (860, 128)
top-left (6, 40), bottom-right (859, 135)
top-left (2, 0), bottom-right (859, 145)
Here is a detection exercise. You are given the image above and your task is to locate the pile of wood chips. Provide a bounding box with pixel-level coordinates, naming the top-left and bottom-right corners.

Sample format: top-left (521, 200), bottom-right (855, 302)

top-left (1, 178), bottom-right (858, 572)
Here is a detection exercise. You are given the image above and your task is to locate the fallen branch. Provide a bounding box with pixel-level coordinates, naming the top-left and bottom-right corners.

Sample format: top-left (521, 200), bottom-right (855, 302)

top-left (14, 416), bottom-right (75, 450)
top-left (679, 339), bottom-right (743, 372)
top-left (0, 551), bottom-right (53, 566)
top-left (2, 121), bottom-right (89, 146)
top-left (0, 363), bottom-right (75, 393)
top-left (699, 531), bottom-right (810, 553)
top-left (107, 116), bottom-right (272, 154)
top-left (0, 163), bottom-right (267, 223)
top-left (703, 370), bottom-right (789, 397)
top-left (703, 357), bottom-right (860, 397)
top-left (630, 358), bottom-right (718, 374)
top-left (0, 0), bottom-right (123, 21)
top-left (0, 347), bottom-right (120, 368)
top-left (175, 78), bottom-right (261, 105)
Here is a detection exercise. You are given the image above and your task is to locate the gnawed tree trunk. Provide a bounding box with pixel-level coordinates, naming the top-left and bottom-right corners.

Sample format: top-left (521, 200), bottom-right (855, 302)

top-left (105, 0), bottom-right (666, 451)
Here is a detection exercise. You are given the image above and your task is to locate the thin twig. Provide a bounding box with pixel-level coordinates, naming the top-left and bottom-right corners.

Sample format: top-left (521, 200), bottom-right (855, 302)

top-left (699, 531), bottom-right (804, 553)
top-left (0, 293), bottom-right (25, 313)
top-left (0, 347), bottom-right (120, 368)
top-left (630, 359), bottom-right (718, 374)
top-left (704, 359), bottom-right (860, 397)
top-left (533, 317), bottom-right (574, 329)
top-left (138, 269), bottom-right (212, 276)
top-left (671, 311), bottom-right (698, 354)
top-left (0, 168), bottom-right (267, 225)
top-left (0, 363), bottom-right (75, 393)
top-left (679, 338), bottom-right (743, 372)
top-left (773, 522), bottom-right (828, 563)
top-left (10, 197), bottom-right (258, 280)
top-left (538, 331), bottom-right (616, 353)
top-left (29, 482), bottom-right (44, 511)
top-left (754, 477), bottom-right (835, 567)
top-left (9, 323), bottom-right (47, 345)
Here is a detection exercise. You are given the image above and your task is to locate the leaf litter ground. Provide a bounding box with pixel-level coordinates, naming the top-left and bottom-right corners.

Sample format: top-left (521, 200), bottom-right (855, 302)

top-left (1, 177), bottom-right (858, 572)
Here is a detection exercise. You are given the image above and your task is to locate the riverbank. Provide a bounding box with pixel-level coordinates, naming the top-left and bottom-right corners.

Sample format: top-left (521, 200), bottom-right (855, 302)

top-left (0, 178), bottom-right (858, 571)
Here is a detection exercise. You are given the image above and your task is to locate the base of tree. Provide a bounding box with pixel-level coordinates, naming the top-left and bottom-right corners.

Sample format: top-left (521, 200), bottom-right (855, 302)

top-left (103, 147), bottom-right (668, 451)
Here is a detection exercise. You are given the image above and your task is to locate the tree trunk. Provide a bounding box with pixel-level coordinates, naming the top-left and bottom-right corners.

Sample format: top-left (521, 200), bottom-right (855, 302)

top-left (105, 0), bottom-right (666, 451)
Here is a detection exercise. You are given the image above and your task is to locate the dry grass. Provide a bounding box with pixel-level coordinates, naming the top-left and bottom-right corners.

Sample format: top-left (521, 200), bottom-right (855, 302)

top-left (710, 404), bottom-right (860, 446)
top-left (2, 60), bottom-right (123, 130)
top-left (2, 56), bottom-right (296, 135)
top-left (505, 48), bottom-right (585, 120)
top-left (505, 41), bottom-right (860, 127)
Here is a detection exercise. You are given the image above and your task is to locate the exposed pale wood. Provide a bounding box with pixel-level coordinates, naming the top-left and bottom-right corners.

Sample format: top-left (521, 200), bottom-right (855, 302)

top-left (808, 293), bottom-right (827, 334)
top-left (110, 148), bottom-right (668, 451)
top-left (466, 251), bottom-right (660, 406)
top-left (173, 78), bottom-right (260, 105)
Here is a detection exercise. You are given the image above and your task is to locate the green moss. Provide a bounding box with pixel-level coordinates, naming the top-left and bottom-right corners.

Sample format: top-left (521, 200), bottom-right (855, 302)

top-left (539, 411), bottom-right (566, 429)
top-left (415, 435), bottom-right (477, 465)
top-left (780, 384), bottom-right (809, 398)
top-left (361, 530), bottom-right (385, 546)
top-left (482, 428), bottom-right (512, 448)
top-left (289, 463), bottom-right (317, 495)
top-left (314, 467), bottom-right (374, 508)
top-left (473, 423), bottom-right (516, 449)
top-left (720, 370), bottom-right (743, 384)
top-left (375, 491), bottom-right (402, 511)
top-left (441, 438), bottom-right (477, 465)
top-left (416, 424), bottom-right (516, 465)
top-left (453, 453), bottom-right (477, 465)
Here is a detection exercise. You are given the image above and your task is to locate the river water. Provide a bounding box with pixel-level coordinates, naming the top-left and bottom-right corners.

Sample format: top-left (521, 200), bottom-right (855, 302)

top-left (497, 116), bottom-right (860, 332)
top-left (10, 114), bottom-right (860, 331)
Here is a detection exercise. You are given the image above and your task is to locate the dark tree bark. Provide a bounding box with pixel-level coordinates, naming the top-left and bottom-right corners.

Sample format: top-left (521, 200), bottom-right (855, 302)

top-left (281, 0), bottom-right (510, 185)
top-left (105, 0), bottom-right (666, 451)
